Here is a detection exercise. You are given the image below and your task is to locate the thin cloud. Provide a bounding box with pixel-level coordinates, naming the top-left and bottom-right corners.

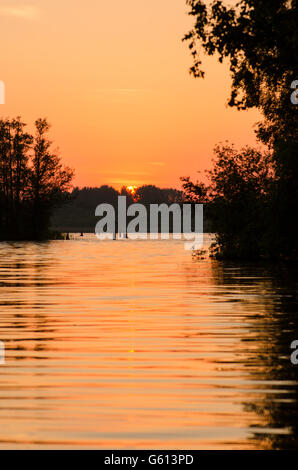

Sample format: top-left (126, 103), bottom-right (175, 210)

top-left (0, 5), bottom-right (40, 20)
top-left (100, 171), bottom-right (150, 177)
top-left (90, 88), bottom-right (153, 104)
top-left (98, 89), bottom-right (152, 94)
top-left (90, 89), bottom-right (153, 98)
top-left (149, 162), bottom-right (166, 167)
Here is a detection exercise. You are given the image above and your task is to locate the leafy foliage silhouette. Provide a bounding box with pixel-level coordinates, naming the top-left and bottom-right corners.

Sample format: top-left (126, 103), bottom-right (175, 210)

top-left (0, 117), bottom-right (74, 240)
top-left (183, 0), bottom-right (298, 259)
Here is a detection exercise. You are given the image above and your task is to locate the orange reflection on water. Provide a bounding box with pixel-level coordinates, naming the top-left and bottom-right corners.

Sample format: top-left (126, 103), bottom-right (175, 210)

top-left (0, 235), bottom-right (297, 449)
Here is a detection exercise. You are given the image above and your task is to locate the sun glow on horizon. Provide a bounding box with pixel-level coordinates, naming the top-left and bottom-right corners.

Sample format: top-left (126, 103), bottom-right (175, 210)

top-left (0, 0), bottom-right (260, 189)
top-left (126, 185), bottom-right (138, 195)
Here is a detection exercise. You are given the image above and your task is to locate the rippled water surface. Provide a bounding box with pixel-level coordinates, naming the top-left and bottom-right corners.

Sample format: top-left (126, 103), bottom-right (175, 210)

top-left (0, 235), bottom-right (297, 449)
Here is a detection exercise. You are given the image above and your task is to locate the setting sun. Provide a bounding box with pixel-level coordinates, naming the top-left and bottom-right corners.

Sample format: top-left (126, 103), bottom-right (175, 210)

top-left (126, 185), bottom-right (138, 195)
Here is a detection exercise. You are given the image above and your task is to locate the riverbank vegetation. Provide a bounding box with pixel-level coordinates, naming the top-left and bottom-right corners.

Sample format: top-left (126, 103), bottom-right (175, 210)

top-left (0, 117), bottom-right (74, 240)
top-left (182, 0), bottom-right (297, 260)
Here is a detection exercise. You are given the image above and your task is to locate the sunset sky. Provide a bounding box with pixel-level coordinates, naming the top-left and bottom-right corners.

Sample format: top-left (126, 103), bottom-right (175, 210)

top-left (0, 0), bottom-right (260, 189)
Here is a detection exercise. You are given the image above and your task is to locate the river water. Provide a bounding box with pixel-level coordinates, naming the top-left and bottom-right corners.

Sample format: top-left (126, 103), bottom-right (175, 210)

top-left (0, 234), bottom-right (297, 449)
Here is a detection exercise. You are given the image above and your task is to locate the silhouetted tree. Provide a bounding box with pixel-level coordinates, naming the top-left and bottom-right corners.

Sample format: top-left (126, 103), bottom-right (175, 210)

top-left (182, 143), bottom-right (275, 259)
top-left (184, 0), bottom-right (297, 146)
top-left (28, 119), bottom-right (74, 238)
top-left (183, 0), bottom-right (298, 259)
top-left (0, 117), bottom-right (33, 238)
top-left (0, 117), bottom-right (74, 240)
top-left (135, 185), bottom-right (184, 205)
top-left (120, 186), bottom-right (134, 205)
top-left (73, 185), bottom-right (119, 208)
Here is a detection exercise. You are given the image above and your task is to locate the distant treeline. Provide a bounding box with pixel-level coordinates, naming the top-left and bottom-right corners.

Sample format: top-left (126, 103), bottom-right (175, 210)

top-left (50, 185), bottom-right (205, 233)
top-left (0, 117), bottom-right (74, 240)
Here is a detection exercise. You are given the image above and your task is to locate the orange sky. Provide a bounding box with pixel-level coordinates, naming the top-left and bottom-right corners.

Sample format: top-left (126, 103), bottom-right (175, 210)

top-left (0, 0), bottom-right (260, 189)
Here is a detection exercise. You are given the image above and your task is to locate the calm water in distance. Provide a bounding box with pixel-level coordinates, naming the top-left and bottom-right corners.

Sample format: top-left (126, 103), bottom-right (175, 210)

top-left (0, 234), bottom-right (297, 449)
